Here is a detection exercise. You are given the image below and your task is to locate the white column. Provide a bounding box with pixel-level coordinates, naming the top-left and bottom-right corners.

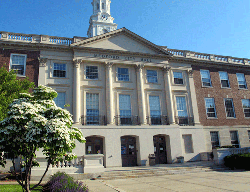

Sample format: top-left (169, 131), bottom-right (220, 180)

top-left (73, 59), bottom-right (81, 124)
top-left (162, 66), bottom-right (175, 124)
top-left (136, 64), bottom-right (147, 125)
top-left (105, 62), bottom-right (114, 125)
top-left (187, 70), bottom-right (200, 125)
top-left (38, 58), bottom-right (48, 86)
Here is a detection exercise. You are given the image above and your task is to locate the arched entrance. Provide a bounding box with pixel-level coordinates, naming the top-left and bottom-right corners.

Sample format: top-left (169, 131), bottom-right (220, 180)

top-left (85, 136), bottom-right (104, 155)
top-left (121, 136), bottom-right (137, 167)
top-left (153, 135), bottom-right (167, 164)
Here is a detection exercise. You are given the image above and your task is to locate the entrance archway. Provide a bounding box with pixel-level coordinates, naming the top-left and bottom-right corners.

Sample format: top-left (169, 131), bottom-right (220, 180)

top-left (153, 135), bottom-right (167, 164)
top-left (85, 136), bottom-right (104, 155)
top-left (121, 136), bottom-right (137, 167)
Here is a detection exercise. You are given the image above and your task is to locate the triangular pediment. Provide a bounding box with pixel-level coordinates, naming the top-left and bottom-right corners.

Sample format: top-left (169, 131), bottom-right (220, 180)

top-left (71, 28), bottom-right (170, 56)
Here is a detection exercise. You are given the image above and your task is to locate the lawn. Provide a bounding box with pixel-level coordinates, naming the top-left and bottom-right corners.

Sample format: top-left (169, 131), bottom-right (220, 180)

top-left (0, 184), bottom-right (43, 192)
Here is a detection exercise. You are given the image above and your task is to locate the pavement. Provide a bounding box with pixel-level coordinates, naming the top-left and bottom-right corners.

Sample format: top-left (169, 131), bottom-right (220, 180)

top-left (81, 170), bottom-right (250, 192)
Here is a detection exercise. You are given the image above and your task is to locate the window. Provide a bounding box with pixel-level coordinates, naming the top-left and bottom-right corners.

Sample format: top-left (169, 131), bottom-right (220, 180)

top-left (230, 131), bottom-right (239, 148)
top-left (210, 131), bottom-right (220, 148)
top-left (119, 95), bottom-right (131, 116)
top-left (86, 93), bottom-right (99, 125)
top-left (200, 70), bottom-right (211, 87)
top-left (118, 68), bottom-right (129, 81)
top-left (205, 98), bottom-right (217, 118)
top-left (224, 98), bottom-right (235, 118)
top-left (86, 66), bottom-right (98, 79)
top-left (54, 92), bottom-right (66, 109)
top-left (219, 71), bottom-right (230, 88)
top-left (242, 99), bottom-right (250, 117)
top-left (173, 72), bottom-right (183, 84)
top-left (182, 135), bottom-right (194, 153)
top-left (176, 96), bottom-right (188, 117)
top-left (10, 54), bottom-right (27, 76)
top-left (147, 70), bottom-right (157, 83)
top-left (85, 136), bottom-right (103, 154)
top-left (149, 96), bottom-right (161, 124)
top-left (102, 3), bottom-right (104, 9)
top-left (53, 63), bottom-right (66, 78)
top-left (97, 3), bottom-right (99, 9)
top-left (236, 73), bottom-right (247, 89)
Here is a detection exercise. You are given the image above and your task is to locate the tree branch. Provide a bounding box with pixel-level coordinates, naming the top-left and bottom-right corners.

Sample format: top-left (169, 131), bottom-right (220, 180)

top-left (31, 158), bottom-right (51, 190)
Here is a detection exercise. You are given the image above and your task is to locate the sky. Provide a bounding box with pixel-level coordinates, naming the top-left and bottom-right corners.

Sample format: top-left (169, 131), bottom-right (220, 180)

top-left (0, 0), bottom-right (249, 59)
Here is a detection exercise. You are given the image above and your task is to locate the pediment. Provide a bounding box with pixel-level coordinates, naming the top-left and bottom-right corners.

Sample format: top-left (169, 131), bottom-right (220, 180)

top-left (71, 28), bottom-right (170, 56)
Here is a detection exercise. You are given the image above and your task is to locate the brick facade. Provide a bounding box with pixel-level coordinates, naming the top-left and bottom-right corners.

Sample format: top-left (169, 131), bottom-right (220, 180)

top-left (192, 64), bottom-right (250, 126)
top-left (0, 49), bottom-right (40, 86)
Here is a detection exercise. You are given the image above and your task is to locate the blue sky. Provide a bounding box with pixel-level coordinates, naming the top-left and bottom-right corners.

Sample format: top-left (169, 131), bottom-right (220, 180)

top-left (0, 0), bottom-right (249, 58)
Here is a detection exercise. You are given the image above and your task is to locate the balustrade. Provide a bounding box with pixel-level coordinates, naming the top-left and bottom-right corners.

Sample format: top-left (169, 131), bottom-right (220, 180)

top-left (0, 31), bottom-right (73, 45)
top-left (8, 33), bottom-right (32, 42)
top-left (195, 53), bottom-right (210, 60)
top-left (52, 156), bottom-right (84, 169)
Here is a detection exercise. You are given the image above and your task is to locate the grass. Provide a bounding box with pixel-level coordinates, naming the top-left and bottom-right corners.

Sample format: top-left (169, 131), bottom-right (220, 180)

top-left (0, 184), bottom-right (43, 192)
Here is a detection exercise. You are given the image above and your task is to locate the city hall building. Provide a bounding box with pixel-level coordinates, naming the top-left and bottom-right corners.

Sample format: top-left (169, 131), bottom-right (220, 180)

top-left (1, 0), bottom-right (250, 171)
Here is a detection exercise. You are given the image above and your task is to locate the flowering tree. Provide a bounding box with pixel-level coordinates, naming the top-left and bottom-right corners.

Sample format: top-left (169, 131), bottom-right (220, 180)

top-left (0, 85), bottom-right (86, 192)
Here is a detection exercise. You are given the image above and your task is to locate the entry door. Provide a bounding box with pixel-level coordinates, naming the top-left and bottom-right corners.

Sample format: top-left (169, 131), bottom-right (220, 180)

top-left (121, 136), bottom-right (137, 167)
top-left (154, 136), bottom-right (167, 164)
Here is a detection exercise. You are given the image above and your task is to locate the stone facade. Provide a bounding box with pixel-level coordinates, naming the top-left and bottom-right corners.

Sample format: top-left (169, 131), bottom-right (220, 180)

top-left (1, 1), bottom-right (250, 173)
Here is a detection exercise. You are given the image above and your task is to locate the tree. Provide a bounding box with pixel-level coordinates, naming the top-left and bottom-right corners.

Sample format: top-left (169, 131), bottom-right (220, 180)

top-left (0, 65), bottom-right (34, 121)
top-left (0, 85), bottom-right (86, 192)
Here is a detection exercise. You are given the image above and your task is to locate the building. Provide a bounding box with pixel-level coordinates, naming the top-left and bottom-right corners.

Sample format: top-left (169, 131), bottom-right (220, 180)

top-left (1, 0), bottom-right (250, 172)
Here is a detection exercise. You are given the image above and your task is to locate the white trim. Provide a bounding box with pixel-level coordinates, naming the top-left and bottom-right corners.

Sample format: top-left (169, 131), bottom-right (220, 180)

top-left (52, 63), bottom-right (67, 78)
top-left (172, 70), bottom-right (185, 86)
top-left (204, 97), bottom-right (217, 119)
top-left (10, 53), bottom-right (27, 76)
top-left (200, 69), bottom-right (212, 87)
top-left (219, 71), bottom-right (230, 88)
top-left (84, 64), bottom-right (99, 80)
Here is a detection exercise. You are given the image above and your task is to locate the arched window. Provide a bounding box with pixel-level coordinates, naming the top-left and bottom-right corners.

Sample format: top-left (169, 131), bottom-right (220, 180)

top-left (97, 3), bottom-right (99, 10)
top-left (85, 136), bottom-right (103, 154)
top-left (102, 3), bottom-right (105, 9)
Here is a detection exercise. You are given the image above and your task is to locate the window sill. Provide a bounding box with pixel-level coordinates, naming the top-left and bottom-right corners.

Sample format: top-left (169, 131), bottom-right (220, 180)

top-left (146, 82), bottom-right (160, 85)
top-left (238, 88), bottom-right (248, 90)
top-left (172, 83), bottom-right (185, 86)
top-left (84, 79), bottom-right (101, 81)
top-left (116, 80), bottom-right (132, 83)
top-left (50, 77), bottom-right (69, 79)
top-left (202, 86), bottom-right (213, 88)
top-left (221, 87), bottom-right (231, 89)
top-left (16, 75), bottom-right (26, 78)
top-left (226, 117), bottom-right (236, 119)
top-left (207, 117), bottom-right (218, 120)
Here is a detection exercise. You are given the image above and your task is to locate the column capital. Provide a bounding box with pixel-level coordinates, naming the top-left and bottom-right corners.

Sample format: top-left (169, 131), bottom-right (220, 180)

top-left (73, 59), bottom-right (81, 68)
top-left (135, 64), bottom-right (145, 71)
top-left (38, 57), bottom-right (48, 67)
top-left (105, 62), bottom-right (114, 68)
top-left (161, 66), bottom-right (171, 73)
top-left (188, 70), bottom-right (193, 78)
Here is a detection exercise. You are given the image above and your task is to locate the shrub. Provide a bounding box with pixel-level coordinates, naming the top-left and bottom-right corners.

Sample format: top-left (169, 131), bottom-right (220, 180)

top-left (224, 153), bottom-right (250, 170)
top-left (43, 172), bottom-right (88, 192)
